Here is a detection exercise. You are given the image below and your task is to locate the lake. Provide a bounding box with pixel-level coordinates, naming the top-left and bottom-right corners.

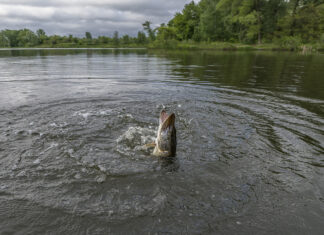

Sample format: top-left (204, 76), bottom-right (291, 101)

top-left (0, 49), bottom-right (323, 234)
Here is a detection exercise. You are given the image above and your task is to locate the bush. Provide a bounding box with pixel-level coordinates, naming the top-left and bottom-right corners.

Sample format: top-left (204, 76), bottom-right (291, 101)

top-left (276, 36), bottom-right (302, 50)
top-left (0, 33), bottom-right (10, 47)
top-left (320, 34), bottom-right (324, 44)
top-left (150, 39), bottom-right (179, 49)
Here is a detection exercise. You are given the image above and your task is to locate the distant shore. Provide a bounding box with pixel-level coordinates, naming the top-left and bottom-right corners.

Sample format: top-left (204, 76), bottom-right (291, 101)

top-left (148, 41), bottom-right (324, 52)
top-left (1, 42), bottom-right (323, 52)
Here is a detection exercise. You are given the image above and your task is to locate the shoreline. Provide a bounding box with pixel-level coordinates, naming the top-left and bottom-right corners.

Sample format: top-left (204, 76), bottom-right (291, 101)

top-left (0, 47), bottom-right (147, 50)
top-left (0, 42), bottom-right (323, 52)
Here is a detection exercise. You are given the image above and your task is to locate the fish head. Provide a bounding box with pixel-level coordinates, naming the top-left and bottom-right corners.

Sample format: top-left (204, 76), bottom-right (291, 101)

top-left (153, 110), bottom-right (177, 157)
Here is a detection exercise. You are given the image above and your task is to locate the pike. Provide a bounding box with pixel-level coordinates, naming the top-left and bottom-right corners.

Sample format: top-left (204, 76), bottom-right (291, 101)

top-left (146, 110), bottom-right (177, 158)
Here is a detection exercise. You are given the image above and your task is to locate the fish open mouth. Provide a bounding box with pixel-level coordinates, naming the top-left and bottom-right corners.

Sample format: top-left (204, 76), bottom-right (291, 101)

top-left (160, 110), bottom-right (169, 123)
top-left (160, 110), bottom-right (175, 130)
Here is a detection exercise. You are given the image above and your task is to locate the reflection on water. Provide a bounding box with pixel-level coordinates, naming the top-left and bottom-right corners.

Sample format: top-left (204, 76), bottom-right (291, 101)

top-left (152, 50), bottom-right (324, 101)
top-left (0, 49), bottom-right (323, 234)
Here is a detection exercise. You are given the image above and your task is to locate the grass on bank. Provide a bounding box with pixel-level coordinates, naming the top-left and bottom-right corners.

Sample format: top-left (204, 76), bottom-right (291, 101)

top-left (1, 40), bottom-right (324, 52)
top-left (35, 42), bottom-right (146, 48)
top-left (148, 39), bottom-right (324, 52)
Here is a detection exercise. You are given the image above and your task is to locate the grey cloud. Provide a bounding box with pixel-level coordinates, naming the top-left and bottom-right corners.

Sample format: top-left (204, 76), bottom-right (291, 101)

top-left (0, 0), bottom-right (197, 37)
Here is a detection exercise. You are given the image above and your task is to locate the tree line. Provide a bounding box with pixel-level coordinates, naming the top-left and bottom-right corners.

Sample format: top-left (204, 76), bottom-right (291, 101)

top-left (1, 0), bottom-right (324, 48)
top-left (153, 0), bottom-right (324, 46)
top-left (0, 29), bottom-right (148, 47)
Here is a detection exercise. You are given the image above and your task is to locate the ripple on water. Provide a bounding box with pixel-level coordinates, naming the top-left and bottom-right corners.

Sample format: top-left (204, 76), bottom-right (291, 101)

top-left (0, 102), bottom-right (170, 224)
top-left (0, 71), bottom-right (323, 234)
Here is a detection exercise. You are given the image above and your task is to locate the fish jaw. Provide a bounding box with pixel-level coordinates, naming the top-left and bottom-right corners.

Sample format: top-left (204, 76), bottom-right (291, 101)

top-left (153, 110), bottom-right (177, 157)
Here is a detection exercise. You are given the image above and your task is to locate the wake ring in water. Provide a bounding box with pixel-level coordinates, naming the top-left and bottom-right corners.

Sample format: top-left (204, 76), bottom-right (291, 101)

top-left (116, 126), bottom-right (156, 157)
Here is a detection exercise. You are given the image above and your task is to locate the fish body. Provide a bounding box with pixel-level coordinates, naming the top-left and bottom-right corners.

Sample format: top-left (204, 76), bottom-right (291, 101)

top-left (153, 110), bottom-right (177, 157)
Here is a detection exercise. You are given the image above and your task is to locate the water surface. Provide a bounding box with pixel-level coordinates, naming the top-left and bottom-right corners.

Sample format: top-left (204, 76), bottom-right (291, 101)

top-left (0, 49), bottom-right (323, 234)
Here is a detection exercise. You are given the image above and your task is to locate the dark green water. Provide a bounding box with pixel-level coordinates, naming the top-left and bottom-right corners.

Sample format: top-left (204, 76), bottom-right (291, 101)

top-left (0, 49), bottom-right (323, 234)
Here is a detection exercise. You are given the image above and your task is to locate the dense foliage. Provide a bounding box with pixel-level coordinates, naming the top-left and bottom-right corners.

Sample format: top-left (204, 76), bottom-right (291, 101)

top-left (155, 0), bottom-right (324, 45)
top-left (0, 29), bottom-right (148, 48)
top-left (1, 0), bottom-right (324, 49)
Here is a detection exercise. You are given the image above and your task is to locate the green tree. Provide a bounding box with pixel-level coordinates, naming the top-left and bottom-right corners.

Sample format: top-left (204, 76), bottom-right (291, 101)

top-left (36, 29), bottom-right (47, 44)
top-left (168, 13), bottom-right (186, 40)
top-left (168, 1), bottom-right (201, 41)
top-left (225, 0), bottom-right (265, 44)
top-left (85, 32), bottom-right (92, 44)
top-left (198, 0), bottom-right (230, 41)
top-left (48, 35), bottom-right (61, 46)
top-left (122, 34), bottom-right (130, 45)
top-left (216, 0), bottom-right (279, 43)
top-left (293, 3), bottom-right (324, 42)
top-left (156, 25), bottom-right (178, 41)
top-left (68, 34), bottom-right (73, 43)
top-left (17, 29), bottom-right (39, 47)
top-left (113, 31), bottom-right (119, 46)
top-left (137, 31), bottom-right (147, 44)
top-left (0, 32), bottom-right (10, 47)
top-left (261, 0), bottom-right (287, 41)
top-left (36, 29), bottom-right (45, 38)
top-left (98, 36), bottom-right (110, 44)
top-left (1, 30), bottom-right (19, 47)
top-left (85, 32), bottom-right (92, 40)
top-left (142, 21), bottom-right (156, 41)
top-left (276, 1), bottom-right (324, 42)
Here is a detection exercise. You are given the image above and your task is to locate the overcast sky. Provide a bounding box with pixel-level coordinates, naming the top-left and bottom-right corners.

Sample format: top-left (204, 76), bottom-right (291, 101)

top-left (0, 0), bottom-right (198, 37)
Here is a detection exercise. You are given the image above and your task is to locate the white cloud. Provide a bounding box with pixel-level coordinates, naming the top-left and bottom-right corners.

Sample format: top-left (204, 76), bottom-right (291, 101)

top-left (0, 0), bottom-right (198, 37)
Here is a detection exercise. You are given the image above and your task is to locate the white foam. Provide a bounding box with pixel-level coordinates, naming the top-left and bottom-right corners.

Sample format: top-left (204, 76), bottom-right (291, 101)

top-left (117, 127), bottom-right (155, 145)
top-left (73, 110), bottom-right (92, 119)
top-left (116, 126), bottom-right (156, 157)
top-left (117, 113), bottom-right (134, 119)
top-left (17, 170), bottom-right (26, 177)
top-left (156, 104), bottom-right (166, 109)
top-left (40, 142), bottom-right (58, 155)
top-left (98, 165), bottom-right (107, 172)
top-left (99, 109), bottom-right (113, 115)
top-left (96, 174), bottom-right (106, 183)
top-left (74, 173), bottom-right (81, 179)
top-left (82, 113), bottom-right (90, 119)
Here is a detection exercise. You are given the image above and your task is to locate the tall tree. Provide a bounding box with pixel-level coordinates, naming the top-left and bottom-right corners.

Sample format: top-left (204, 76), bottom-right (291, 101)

top-left (262, 0), bottom-right (287, 41)
top-left (17, 29), bottom-right (38, 47)
top-left (113, 31), bottom-right (119, 45)
top-left (122, 34), bottom-right (130, 44)
top-left (137, 31), bottom-right (147, 44)
top-left (85, 32), bottom-right (92, 40)
top-left (142, 21), bottom-right (156, 41)
top-left (168, 1), bottom-right (201, 41)
top-left (277, 0), bottom-right (324, 42)
top-left (1, 30), bottom-right (19, 47)
top-left (199, 0), bottom-right (231, 41)
top-left (37, 29), bottom-right (47, 44)
top-left (0, 32), bottom-right (10, 47)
